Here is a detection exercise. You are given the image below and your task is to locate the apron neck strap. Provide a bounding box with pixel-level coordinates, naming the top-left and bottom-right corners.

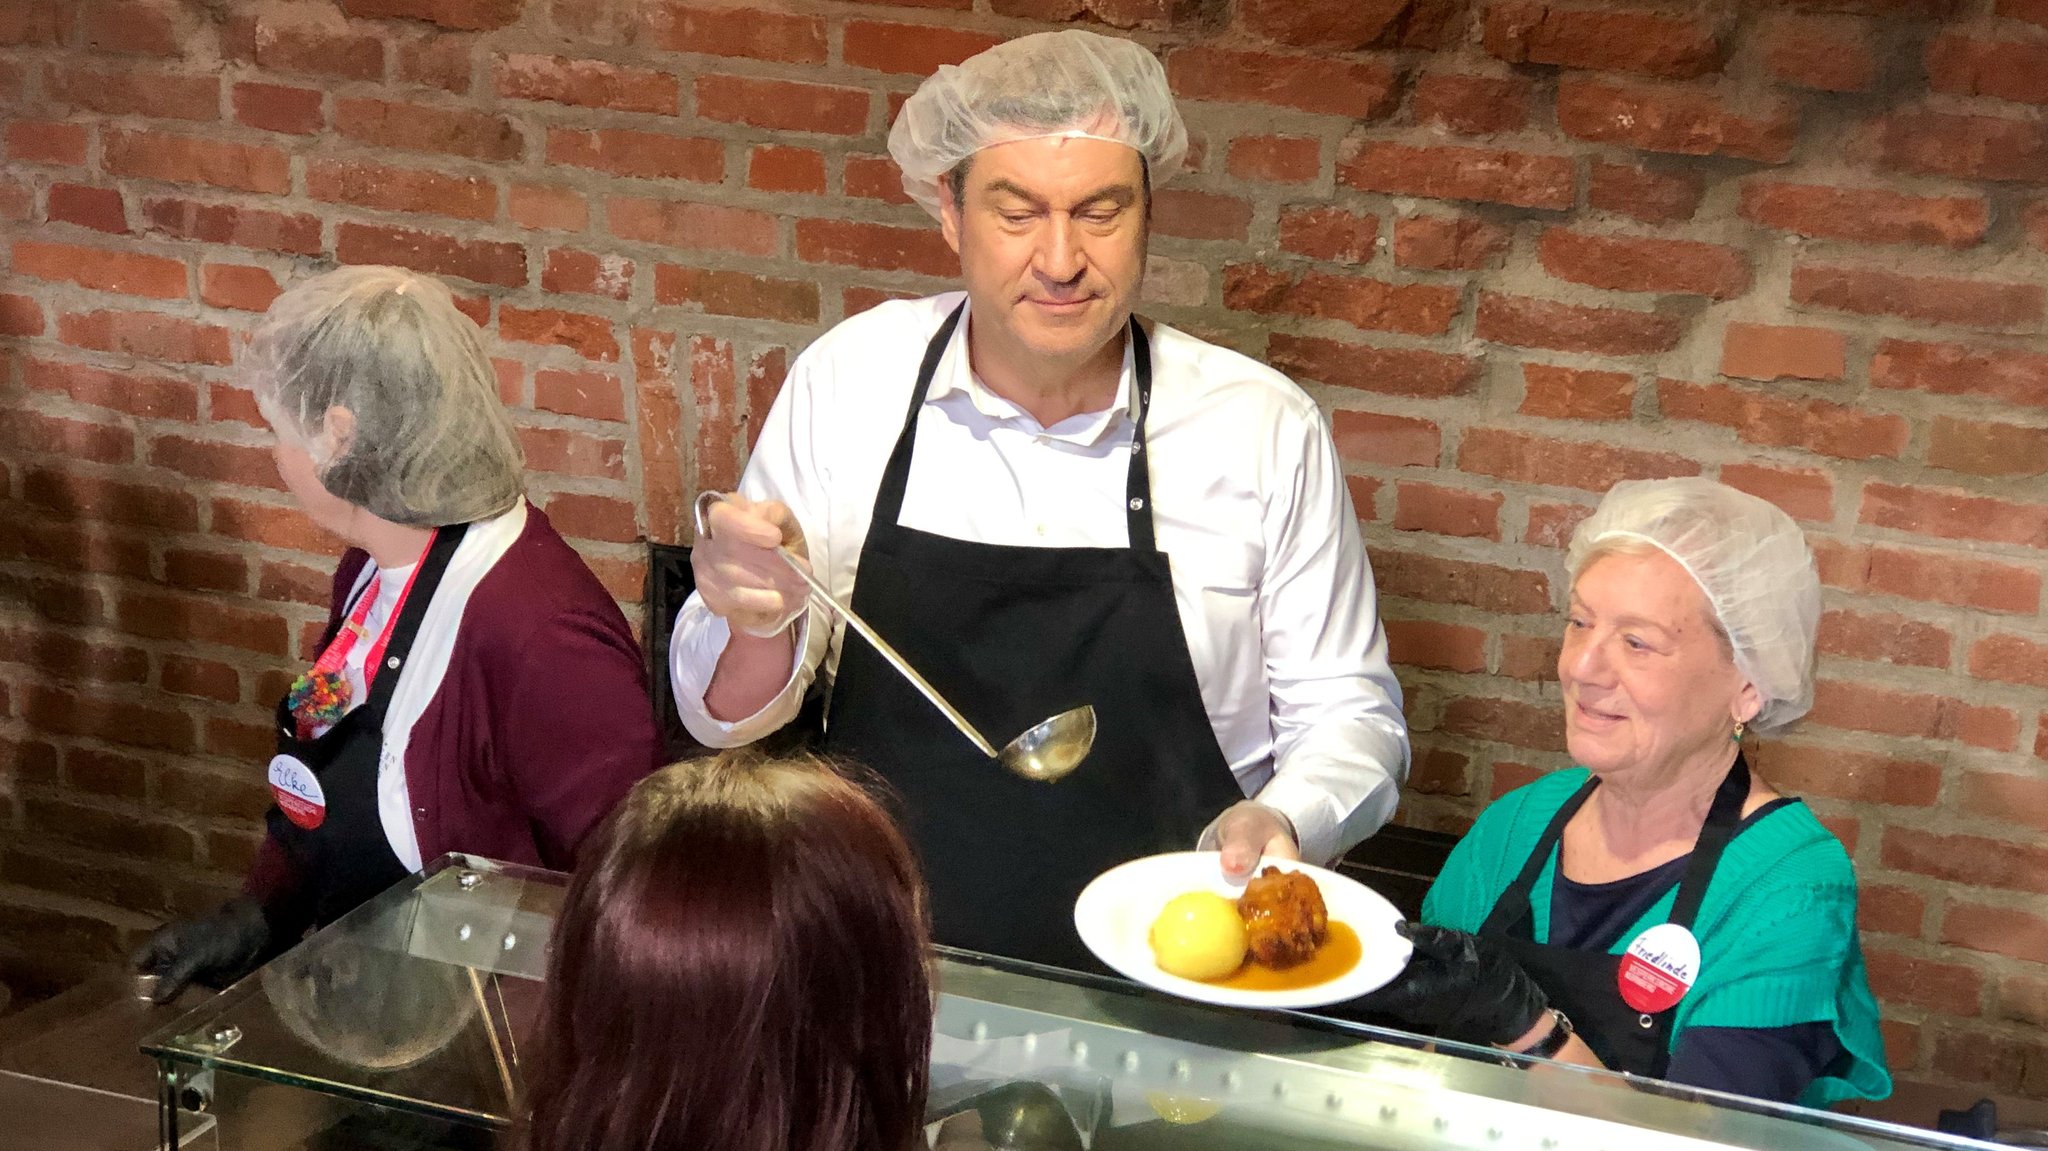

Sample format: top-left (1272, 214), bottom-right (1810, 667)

top-left (1123, 317), bottom-right (1157, 553)
top-left (1665, 753), bottom-right (1750, 929)
top-left (1481, 774), bottom-right (1598, 936)
top-left (872, 304), bottom-right (965, 528)
top-left (1481, 754), bottom-right (1753, 938)
top-left (872, 304), bottom-right (1159, 551)
top-left (360, 521), bottom-right (470, 714)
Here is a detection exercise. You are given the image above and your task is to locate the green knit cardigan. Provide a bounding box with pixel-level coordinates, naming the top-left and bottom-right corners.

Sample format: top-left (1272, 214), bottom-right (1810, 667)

top-left (1422, 767), bottom-right (1893, 1108)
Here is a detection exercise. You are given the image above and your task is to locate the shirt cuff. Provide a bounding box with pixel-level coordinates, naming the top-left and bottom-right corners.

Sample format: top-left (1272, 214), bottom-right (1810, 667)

top-left (1246, 774), bottom-right (1351, 866)
top-left (1193, 800), bottom-right (1300, 860)
top-left (669, 598), bottom-right (814, 746)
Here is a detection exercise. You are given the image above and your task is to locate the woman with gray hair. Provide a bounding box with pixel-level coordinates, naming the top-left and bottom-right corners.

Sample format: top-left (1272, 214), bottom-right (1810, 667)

top-left (1352, 478), bottom-right (1890, 1107)
top-left (136, 266), bottom-right (660, 1001)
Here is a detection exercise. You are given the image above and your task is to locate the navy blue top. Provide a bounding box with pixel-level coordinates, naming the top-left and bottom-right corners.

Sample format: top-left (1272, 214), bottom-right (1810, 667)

top-left (1550, 810), bottom-right (1844, 1105)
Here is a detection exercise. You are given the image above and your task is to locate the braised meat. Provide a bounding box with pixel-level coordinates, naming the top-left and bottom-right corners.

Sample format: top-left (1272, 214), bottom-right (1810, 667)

top-left (1236, 866), bottom-right (1328, 968)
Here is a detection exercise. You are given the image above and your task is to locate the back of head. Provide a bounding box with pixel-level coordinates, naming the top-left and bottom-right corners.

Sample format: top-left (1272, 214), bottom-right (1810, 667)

top-left (246, 265), bottom-right (524, 527)
top-left (1568, 477), bottom-right (1821, 733)
top-left (888, 29), bottom-right (1186, 219)
top-left (527, 749), bottom-right (932, 1151)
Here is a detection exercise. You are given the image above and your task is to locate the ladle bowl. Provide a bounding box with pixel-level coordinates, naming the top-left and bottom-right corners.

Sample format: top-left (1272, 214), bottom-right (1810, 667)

top-left (999, 706), bottom-right (1097, 783)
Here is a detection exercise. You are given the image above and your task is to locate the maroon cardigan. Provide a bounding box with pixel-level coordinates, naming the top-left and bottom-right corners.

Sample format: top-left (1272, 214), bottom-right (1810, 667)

top-left (246, 505), bottom-right (661, 922)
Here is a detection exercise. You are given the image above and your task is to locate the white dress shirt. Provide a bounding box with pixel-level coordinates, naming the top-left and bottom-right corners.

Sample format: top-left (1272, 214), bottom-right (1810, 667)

top-left (669, 293), bottom-right (1409, 863)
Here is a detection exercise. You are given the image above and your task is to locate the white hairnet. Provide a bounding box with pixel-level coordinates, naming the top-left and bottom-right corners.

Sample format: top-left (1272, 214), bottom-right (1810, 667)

top-left (1568, 477), bottom-right (1821, 733)
top-left (247, 265), bottom-right (524, 528)
top-left (887, 29), bottom-right (1188, 220)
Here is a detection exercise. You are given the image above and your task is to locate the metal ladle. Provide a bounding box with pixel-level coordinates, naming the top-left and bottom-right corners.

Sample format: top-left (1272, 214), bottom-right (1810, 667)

top-left (694, 493), bottom-right (1096, 782)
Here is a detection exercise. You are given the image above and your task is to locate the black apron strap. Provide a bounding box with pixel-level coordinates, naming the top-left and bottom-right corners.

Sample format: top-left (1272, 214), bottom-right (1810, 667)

top-left (1123, 318), bottom-right (1155, 554)
top-left (1480, 775), bottom-right (1600, 938)
top-left (360, 522), bottom-right (469, 715)
top-left (872, 303), bottom-right (964, 530)
top-left (1635, 753), bottom-right (1752, 1075)
top-left (1666, 754), bottom-right (1751, 930)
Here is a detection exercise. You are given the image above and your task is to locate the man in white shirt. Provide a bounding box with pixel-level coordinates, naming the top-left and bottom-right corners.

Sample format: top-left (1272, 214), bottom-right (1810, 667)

top-left (671, 30), bottom-right (1409, 970)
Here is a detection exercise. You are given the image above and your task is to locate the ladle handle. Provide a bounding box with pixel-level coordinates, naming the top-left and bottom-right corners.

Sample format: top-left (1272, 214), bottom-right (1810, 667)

top-left (775, 548), bottom-right (999, 759)
top-left (693, 490), bottom-right (1000, 759)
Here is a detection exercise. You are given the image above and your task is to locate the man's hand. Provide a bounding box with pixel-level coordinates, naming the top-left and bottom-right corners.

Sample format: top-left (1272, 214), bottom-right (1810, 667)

top-left (1213, 800), bottom-right (1300, 882)
top-left (692, 495), bottom-right (811, 638)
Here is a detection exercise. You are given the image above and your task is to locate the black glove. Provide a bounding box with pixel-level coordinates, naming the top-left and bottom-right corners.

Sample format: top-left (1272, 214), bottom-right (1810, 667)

top-left (1353, 922), bottom-right (1549, 1047)
top-left (133, 896), bottom-right (271, 1004)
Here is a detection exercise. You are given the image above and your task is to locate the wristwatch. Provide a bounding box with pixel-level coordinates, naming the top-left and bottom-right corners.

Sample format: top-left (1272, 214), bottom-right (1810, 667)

top-left (1520, 1009), bottom-right (1575, 1060)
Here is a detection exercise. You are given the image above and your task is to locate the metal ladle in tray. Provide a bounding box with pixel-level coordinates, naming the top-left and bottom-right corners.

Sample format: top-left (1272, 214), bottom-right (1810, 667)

top-left (694, 492), bottom-right (1096, 783)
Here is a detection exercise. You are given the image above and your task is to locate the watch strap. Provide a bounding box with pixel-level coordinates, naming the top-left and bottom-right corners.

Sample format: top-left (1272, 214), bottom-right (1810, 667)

top-left (1522, 1010), bottom-right (1574, 1060)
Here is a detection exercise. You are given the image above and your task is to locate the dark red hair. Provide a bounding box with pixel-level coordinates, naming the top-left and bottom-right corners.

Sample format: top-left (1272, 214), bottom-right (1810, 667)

top-left (525, 749), bottom-right (932, 1151)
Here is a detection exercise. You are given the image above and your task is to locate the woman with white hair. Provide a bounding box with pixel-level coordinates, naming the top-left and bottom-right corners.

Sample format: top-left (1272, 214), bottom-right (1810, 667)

top-left (1355, 478), bottom-right (1890, 1106)
top-left (135, 266), bottom-right (660, 1001)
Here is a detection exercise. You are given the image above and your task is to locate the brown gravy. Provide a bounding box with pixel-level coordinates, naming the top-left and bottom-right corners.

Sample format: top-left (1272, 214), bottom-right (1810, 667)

top-left (1205, 921), bottom-right (1362, 992)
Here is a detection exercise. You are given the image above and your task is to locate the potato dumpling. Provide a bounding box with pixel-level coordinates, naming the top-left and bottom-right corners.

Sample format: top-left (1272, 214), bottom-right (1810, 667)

top-left (1147, 891), bottom-right (1248, 981)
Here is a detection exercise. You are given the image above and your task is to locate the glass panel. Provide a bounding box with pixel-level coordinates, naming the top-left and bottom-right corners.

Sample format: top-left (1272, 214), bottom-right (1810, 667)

top-left (155, 1057), bottom-right (497, 1151)
top-left (0, 1067), bottom-right (202, 1151)
top-left (142, 855), bottom-right (556, 1128)
top-left (145, 858), bottom-right (2003, 1151)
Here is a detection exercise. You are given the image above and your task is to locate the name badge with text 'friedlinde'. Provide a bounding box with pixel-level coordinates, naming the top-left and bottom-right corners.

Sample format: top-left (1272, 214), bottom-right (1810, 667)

top-left (1617, 922), bottom-right (1700, 1015)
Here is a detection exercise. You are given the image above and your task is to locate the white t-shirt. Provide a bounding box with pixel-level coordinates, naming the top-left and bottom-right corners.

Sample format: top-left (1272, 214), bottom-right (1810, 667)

top-left (337, 562), bottom-right (413, 709)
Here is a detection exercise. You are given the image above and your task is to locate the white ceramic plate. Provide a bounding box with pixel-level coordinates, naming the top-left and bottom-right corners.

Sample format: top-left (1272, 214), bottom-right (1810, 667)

top-left (1073, 851), bottom-right (1412, 1010)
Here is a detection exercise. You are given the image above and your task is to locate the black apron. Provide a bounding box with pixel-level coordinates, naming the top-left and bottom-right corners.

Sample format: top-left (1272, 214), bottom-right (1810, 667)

top-left (266, 524), bottom-right (467, 930)
top-left (1479, 754), bottom-right (1755, 1078)
top-left (824, 305), bottom-right (1245, 972)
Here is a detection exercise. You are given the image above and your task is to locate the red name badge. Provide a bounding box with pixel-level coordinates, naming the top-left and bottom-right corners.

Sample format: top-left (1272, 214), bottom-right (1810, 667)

top-left (268, 754), bottom-right (327, 831)
top-left (1617, 923), bottom-right (1700, 1015)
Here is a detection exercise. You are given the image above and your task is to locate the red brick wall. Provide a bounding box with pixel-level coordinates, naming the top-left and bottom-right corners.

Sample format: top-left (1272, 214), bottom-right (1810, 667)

top-left (3, 0), bottom-right (2047, 1119)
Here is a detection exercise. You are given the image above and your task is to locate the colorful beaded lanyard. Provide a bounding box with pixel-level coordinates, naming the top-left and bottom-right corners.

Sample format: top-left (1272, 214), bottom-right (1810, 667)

top-left (284, 533), bottom-right (435, 741)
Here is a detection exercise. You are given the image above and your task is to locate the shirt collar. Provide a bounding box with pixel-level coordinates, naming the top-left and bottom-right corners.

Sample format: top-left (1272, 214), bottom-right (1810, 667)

top-left (926, 298), bottom-right (1137, 446)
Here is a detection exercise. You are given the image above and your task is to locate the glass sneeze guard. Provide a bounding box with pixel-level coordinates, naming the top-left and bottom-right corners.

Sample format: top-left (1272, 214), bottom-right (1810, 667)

top-left (142, 855), bottom-right (2007, 1151)
top-left (142, 854), bottom-right (556, 1146)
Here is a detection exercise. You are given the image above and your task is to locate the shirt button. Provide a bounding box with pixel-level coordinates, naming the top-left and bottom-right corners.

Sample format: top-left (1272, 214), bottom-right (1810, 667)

top-left (1035, 524), bottom-right (1047, 537)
